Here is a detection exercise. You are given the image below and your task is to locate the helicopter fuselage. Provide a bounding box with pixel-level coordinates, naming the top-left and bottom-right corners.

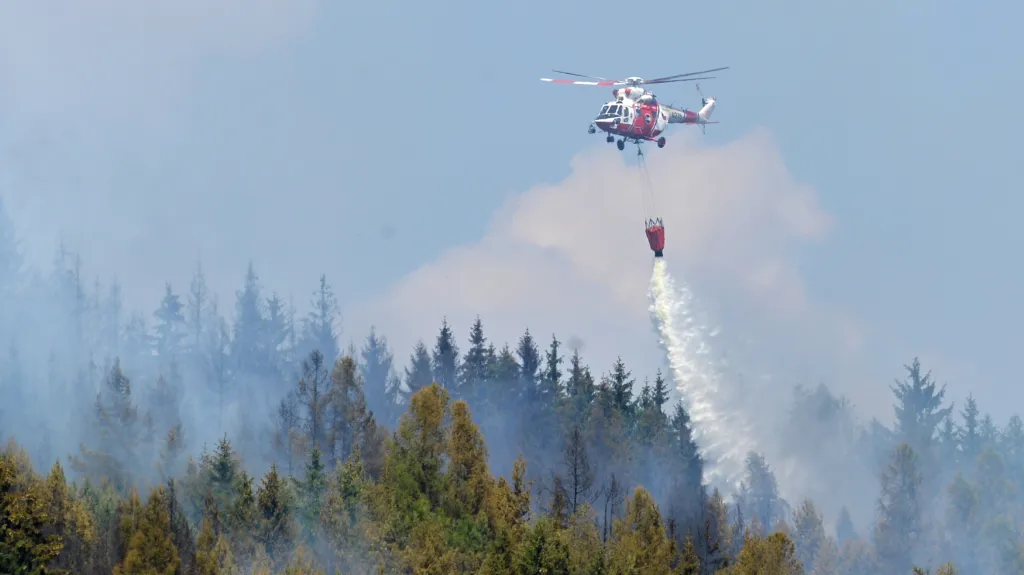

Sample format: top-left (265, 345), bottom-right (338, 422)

top-left (588, 89), bottom-right (716, 150)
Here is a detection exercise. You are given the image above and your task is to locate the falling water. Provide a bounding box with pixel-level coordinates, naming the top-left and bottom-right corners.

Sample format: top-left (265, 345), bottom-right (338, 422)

top-left (648, 258), bottom-right (755, 490)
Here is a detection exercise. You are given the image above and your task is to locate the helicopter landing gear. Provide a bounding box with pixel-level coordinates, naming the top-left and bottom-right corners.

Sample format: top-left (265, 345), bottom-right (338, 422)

top-left (588, 124), bottom-right (596, 134)
top-left (606, 135), bottom-right (614, 143)
top-left (657, 137), bottom-right (666, 148)
top-left (616, 139), bottom-right (625, 151)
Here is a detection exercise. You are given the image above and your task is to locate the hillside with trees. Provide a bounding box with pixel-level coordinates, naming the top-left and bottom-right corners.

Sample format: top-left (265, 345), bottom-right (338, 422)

top-left (0, 198), bottom-right (1022, 573)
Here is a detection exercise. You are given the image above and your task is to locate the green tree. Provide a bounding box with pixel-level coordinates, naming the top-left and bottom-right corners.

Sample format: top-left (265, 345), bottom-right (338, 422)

top-left (291, 445), bottom-right (327, 542)
top-left (404, 341), bottom-right (434, 399)
top-left (0, 447), bottom-right (63, 575)
top-left (114, 486), bottom-right (180, 575)
top-left (516, 517), bottom-right (571, 575)
top-left (790, 499), bottom-right (826, 571)
top-left (890, 358), bottom-right (952, 457)
top-left (255, 463), bottom-right (297, 566)
top-left (606, 486), bottom-right (675, 574)
top-left (875, 443), bottom-right (923, 574)
top-left (432, 318), bottom-right (460, 390)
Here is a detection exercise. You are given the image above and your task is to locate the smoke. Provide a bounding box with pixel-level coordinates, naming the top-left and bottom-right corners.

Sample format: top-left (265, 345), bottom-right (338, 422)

top-left (648, 257), bottom-right (754, 491)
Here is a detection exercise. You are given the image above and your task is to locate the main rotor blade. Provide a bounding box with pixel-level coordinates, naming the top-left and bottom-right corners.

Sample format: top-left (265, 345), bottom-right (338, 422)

top-left (646, 67), bottom-right (729, 83)
top-left (541, 77), bottom-right (622, 86)
top-left (551, 69), bottom-right (612, 81)
top-left (644, 76), bottom-right (717, 85)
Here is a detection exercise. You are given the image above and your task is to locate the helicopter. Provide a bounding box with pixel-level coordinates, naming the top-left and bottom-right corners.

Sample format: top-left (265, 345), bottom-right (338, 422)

top-left (540, 67), bottom-right (727, 150)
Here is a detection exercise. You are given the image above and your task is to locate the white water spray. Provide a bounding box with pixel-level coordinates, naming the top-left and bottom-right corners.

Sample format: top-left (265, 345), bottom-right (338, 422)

top-left (648, 258), bottom-right (756, 490)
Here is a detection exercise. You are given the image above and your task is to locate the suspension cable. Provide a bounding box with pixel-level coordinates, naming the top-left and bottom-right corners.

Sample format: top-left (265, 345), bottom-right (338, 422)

top-left (636, 143), bottom-right (659, 220)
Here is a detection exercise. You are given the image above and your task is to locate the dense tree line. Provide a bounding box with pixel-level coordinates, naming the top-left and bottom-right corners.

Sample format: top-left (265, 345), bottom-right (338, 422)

top-left (0, 198), bottom-right (1022, 572)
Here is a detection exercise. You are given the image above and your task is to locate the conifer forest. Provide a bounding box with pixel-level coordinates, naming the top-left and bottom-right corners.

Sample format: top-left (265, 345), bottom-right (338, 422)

top-left (0, 201), bottom-right (1023, 575)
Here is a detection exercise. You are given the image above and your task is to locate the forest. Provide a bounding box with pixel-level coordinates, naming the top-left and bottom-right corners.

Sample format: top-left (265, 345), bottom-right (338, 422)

top-left (0, 197), bottom-right (1022, 574)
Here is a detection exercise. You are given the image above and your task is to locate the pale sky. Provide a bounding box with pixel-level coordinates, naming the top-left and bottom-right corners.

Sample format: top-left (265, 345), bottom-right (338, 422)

top-left (1, 0), bottom-right (1020, 425)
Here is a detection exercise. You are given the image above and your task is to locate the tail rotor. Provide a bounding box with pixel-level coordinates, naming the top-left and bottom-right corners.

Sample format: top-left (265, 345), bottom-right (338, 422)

top-left (696, 83), bottom-right (715, 135)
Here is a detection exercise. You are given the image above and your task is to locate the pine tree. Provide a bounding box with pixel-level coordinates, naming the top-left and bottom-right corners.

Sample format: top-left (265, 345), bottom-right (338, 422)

top-left (890, 358), bottom-right (952, 457)
top-left (444, 400), bottom-right (490, 521)
top-left (432, 318), bottom-right (459, 390)
top-left (607, 487), bottom-right (675, 574)
top-left (0, 449), bottom-right (63, 574)
top-left (292, 445), bottom-right (327, 541)
top-left (959, 394), bottom-right (981, 465)
top-left (543, 334), bottom-right (564, 397)
top-left (149, 364), bottom-right (183, 443)
top-left (115, 486), bottom-right (180, 575)
top-left (404, 341), bottom-right (433, 399)
top-left (70, 360), bottom-right (146, 492)
top-left (669, 402), bottom-right (703, 493)
top-left (153, 282), bottom-right (186, 365)
top-left (41, 460), bottom-right (93, 574)
top-left (563, 349), bottom-right (595, 424)
top-left (102, 278), bottom-right (124, 361)
top-left (209, 436), bottom-right (241, 513)
top-left (265, 292), bottom-right (291, 378)
top-left (515, 328), bottom-right (541, 403)
top-left (272, 391), bottom-right (303, 477)
top-left (203, 301), bottom-right (233, 432)
top-left (186, 258), bottom-right (210, 353)
top-left (232, 262), bottom-right (268, 375)
top-left (1002, 414), bottom-right (1024, 485)
top-left (736, 451), bottom-right (786, 536)
top-left (326, 355), bottom-right (382, 471)
top-left (360, 327), bottom-right (399, 422)
top-left (652, 369), bottom-right (670, 411)
top-left (490, 344), bottom-right (520, 397)
top-left (875, 443), bottom-right (923, 574)
top-left (608, 357), bottom-right (635, 417)
top-left (300, 274), bottom-right (340, 365)
top-left (516, 517), bottom-right (571, 574)
top-left (255, 463), bottom-right (296, 565)
top-left (295, 350), bottom-right (332, 453)
top-left (562, 425), bottom-right (596, 515)
top-left (790, 499), bottom-right (826, 572)
top-left (457, 317), bottom-right (492, 403)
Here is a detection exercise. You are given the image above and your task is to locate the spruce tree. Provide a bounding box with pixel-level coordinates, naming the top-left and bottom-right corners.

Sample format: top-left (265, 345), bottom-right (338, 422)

top-left (359, 327), bottom-right (398, 420)
top-left (458, 317), bottom-right (490, 402)
top-left (890, 358), bottom-right (952, 456)
top-left (608, 357), bottom-right (635, 417)
top-left (115, 486), bottom-right (181, 575)
top-left (875, 443), bottom-right (923, 574)
top-left (300, 274), bottom-right (340, 365)
top-left (432, 318), bottom-right (459, 390)
top-left (515, 328), bottom-right (541, 403)
top-left (404, 341), bottom-right (434, 399)
top-left (153, 282), bottom-right (186, 364)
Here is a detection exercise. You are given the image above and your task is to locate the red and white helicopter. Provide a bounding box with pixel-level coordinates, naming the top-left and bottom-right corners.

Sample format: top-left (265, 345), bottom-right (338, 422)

top-left (541, 67), bottom-right (728, 150)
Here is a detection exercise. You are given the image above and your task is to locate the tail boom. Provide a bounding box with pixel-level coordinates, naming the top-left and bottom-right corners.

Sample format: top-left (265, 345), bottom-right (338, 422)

top-left (663, 97), bottom-right (718, 126)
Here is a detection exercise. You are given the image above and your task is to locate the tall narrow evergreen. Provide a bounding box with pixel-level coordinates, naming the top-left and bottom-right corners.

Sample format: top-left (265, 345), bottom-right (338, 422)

top-left (608, 357), bottom-right (635, 417)
top-left (153, 282), bottom-right (186, 365)
top-left (515, 328), bottom-right (541, 402)
top-left (360, 327), bottom-right (399, 419)
top-left (300, 274), bottom-right (340, 365)
top-left (404, 341), bottom-right (434, 399)
top-left (890, 358), bottom-right (952, 456)
top-left (458, 317), bottom-right (490, 401)
top-left (232, 262), bottom-right (267, 375)
top-left (431, 318), bottom-right (459, 390)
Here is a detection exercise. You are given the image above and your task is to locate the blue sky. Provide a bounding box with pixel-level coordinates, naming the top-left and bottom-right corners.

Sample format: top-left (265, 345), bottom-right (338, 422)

top-left (1, 0), bottom-right (1021, 423)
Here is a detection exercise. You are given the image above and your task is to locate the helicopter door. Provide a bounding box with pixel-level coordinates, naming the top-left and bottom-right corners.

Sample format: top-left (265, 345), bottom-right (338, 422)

top-left (627, 106), bottom-right (642, 134)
